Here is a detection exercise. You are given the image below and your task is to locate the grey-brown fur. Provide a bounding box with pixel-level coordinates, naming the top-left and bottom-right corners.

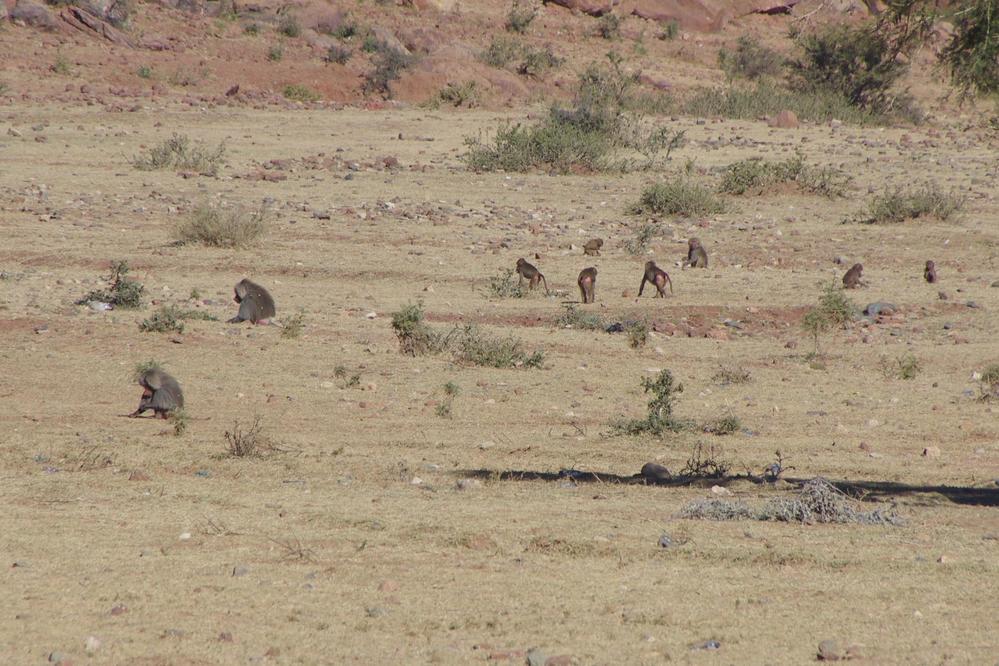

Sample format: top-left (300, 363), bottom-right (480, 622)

top-left (516, 258), bottom-right (550, 294)
top-left (686, 237), bottom-right (708, 268)
top-left (131, 368), bottom-right (184, 418)
top-left (639, 260), bottom-right (673, 298)
top-left (583, 238), bottom-right (603, 256)
top-left (842, 263), bottom-right (864, 289)
top-left (229, 278), bottom-right (276, 324)
top-left (924, 260), bottom-right (937, 284)
top-left (577, 267), bottom-right (597, 304)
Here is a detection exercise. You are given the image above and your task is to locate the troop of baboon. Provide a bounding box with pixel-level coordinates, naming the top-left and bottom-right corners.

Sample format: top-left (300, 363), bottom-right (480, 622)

top-left (127, 238), bottom-right (940, 419)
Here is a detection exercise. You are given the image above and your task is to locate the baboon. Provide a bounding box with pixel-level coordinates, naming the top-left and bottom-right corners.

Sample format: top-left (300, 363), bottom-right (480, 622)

top-left (924, 260), bottom-right (937, 284)
top-left (583, 238), bottom-right (603, 256)
top-left (130, 368), bottom-right (184, 419)
top-left (577, 267), bottom-right (597, 304)
top-left (842, 263), bottom-right (865, 289)
top-left (639, 261), bottom-right (673, 298)
top-left (229, 278), bottom-right (276, 324)
top-left (685, 237), bottom-right (708, 268)
top-left (515, 258), bottom-right (550, 294)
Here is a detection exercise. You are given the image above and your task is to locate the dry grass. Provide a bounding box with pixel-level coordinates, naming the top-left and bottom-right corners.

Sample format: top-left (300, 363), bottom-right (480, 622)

top-left (177, 202), bottom-right (268, 248)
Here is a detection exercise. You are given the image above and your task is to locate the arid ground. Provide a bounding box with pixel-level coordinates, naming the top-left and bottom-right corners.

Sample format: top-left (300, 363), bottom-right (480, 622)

top-left (2, 1), bottom-right (999, 664)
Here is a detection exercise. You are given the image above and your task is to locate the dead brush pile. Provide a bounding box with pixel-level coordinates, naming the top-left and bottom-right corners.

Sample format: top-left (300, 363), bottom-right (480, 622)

top-left (680, 477), bottom-right (902, 526)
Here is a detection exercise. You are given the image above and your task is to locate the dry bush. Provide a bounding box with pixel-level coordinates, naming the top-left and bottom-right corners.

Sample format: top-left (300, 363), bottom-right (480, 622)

top-left (77, 259), bottom-right (144, 309)
top-left (856, 185), bottom-right (965, 224)
top-left (131, 133), bottom-right (226, 176)
top-left (177, 202), bottom-right (267, 248)
top-left (223, 416), bottom-right (269, 458)
top-left (680, 477), bottom-right (903, 525)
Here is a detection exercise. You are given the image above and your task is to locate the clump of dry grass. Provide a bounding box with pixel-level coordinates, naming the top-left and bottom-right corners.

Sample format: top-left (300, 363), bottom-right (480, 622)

top-left (177, 202), bottom-right (268, 248)
top-left (131, 133), bottom-right (226, 176)
top-left (680, 477), bottom-right (903, 526)
top-left (223, 416), bottom-right (269, 458)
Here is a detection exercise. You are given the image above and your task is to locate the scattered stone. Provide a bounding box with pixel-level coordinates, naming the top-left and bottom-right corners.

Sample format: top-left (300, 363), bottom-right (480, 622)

top-left (938, 291), bottom-right (948, 300)
top-left (84, 636), bottom-right (101, 654)
top-left (991, 279), bottom-right (999, 288)
top-left (410, 476), bottom-right (423, 485)
top-left (691, 639), bottom-right (721, 650)
top-left (864, 302), bottom-right (897, 316)
top-left (178, 532), bottom-right (191, 540)
top-left (769, 109), bottom-right (799, 129)
top-left (218, 631), bottom-right (233, 642)
top-left (657, 534), bottom-right (674, 548)
top-left (456, 478), bottom-right (482, 491)
top-left (34, 324), bottom-right (49, 334)
top-left (365, 606), bottom-right (387, 618)
top-left (109, 604), bottom-right (127, 616)
top-left (817, 640), bottom-right (844, 661)
top-left (47, 652), bottom-right (70, 664)
top-left (710, 485), bottom-right (731, 496)
top-left (640, 462), bottom-right (671, 481)
top-left (922, 446), bottom-right (941, 458)
top-left (365, 311), bottom-right (377, 319)
top-left (378, 580), bottom-right (399, 593)
top-left (11, 0), bottom-right (58, 30)
top-left (544, 656), bottom-right (573, 666)
top-left (965, 300), bottom-right (980, 309)
top-left (128, 470), bottom-right (150, 481)
top-left (232, 565), bottom-right (250, 577)
top-left (487, 649), bottom-right (526, 661)
top-left (527, 648), bottom-right (548, 666)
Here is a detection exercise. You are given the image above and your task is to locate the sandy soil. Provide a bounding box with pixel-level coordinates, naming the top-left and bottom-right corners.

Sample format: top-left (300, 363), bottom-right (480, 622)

top-left (1, 95), bottom-right (998, 663)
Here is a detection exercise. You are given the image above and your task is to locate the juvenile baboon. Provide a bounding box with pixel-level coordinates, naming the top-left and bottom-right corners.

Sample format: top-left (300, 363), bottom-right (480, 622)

top-left (842, 263), bottom-right (865, 289)
top-left (130, 368), bottom-right (184, 419)
top-left (577, 267), bottom-right (597, 304)
top-left (685, 237), bottom-right (708, 268)
top-left (515, 258), bottom-right (550, 294)
top-left (583, 238), bottom-right (603, 256)
top-left (639, 261), bottom-right (673, 298)
top-left (924, 260), bottom-right (937, 284)
top-left (229, 278), bottom-right (276, 324)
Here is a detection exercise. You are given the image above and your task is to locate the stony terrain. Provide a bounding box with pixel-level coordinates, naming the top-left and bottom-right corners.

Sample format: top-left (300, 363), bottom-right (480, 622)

top-left (2, 0), bottom-right (999, 664)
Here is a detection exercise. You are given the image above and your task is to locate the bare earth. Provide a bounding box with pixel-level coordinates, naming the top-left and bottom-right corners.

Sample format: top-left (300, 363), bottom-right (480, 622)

top-left (1, 102), bottom-right (998, 665)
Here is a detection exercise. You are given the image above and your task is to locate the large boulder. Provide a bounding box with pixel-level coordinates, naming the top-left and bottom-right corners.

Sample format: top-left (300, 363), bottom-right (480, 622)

top-left (10, 0), bottom-right (58, 29)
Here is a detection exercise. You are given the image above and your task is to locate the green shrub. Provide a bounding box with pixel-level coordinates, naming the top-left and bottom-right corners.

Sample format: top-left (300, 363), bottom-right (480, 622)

top-left (719, 36), bottom-right (783, 80)
top-left (391, 303), bottom-right (452, 356)
top-left (505, 0), bottom-right (536, 33)
top-left (712, 365), bottom-right (751, 385)
top-left (330, 20), bottom-right (360, 40)
top-left (131, 133), bottom-right (226, 176)
top-left (880, 353), bottom-right (921, 380)
top-left (596, 13), bottom-right (622, 40)
top-left (77, 260), bottom-right (144, 309)
top-left (176, 202), bottom-right (267, 248)
top-left (610, 369), bottom-right (685, 436)
top-left (787, 23), bottom-right (919, 121)
top-left (487, 269), bottom-right (527, 298)
top-left (363, 48), bottom-right (416, 97)
top-left (325, 45), bottom-right (352, 65)
top-left (427, 81), bottom-right (479, 108)
top-left (283, 84), bottom-right (320, 102)
top-left (630, 177), bottom-right (723, 217)
top-left (455, 325), bottom-right (544, 368)
top-left (801, 282), bottom-right (858, 354)
top-left (627, 320), bottom-right (648, 348)
top-left (267, 44), bottom-right (284, 61)
top-left (658, 20), bottom-right (679, 40)
top-left (625, 222), bottom-right (664, 254)
top-left (282, 311), bottom-right (305, 339)
top-left (979, 363), bottom-right (999, 400)
top-left (554, 304), bottom-right (603, 330)
top-left (137, 65), bottom-right (153, 79)
top-left (856, 186), bottom-right (964, 224)
top-left (681, 81), bottom-right (881, 125)
top-left (518, 45), bottom-right (562, 77)
top-left (278, 14), bottom-right (301, 38)
top-left (140, 305), bottom-right (218, 333)
top-left (719, 154), bottom-right (850, 198)
top-left (703, 414), bottom-right (741, 435)
top-left (479, 36), bottom-right (524, 68)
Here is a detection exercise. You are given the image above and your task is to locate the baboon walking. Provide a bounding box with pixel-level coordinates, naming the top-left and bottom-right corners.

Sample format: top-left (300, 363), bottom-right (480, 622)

top-left (577, 267), bottom-right (597, 304)
top-left (685, 238), bottom-right (708, 268)
top-left (639, 261), bottom-right (673, 298)
top-left (515, 258), bottom-right (550, 294)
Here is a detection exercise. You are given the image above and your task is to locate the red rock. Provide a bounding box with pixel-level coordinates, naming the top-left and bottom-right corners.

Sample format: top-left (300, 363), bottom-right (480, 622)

top-left (545, 656), bottom-right (575, 666)
top-left (487, 649), bottom-right (526, 661)
top-left (378, 580), bottom-right (399, 593)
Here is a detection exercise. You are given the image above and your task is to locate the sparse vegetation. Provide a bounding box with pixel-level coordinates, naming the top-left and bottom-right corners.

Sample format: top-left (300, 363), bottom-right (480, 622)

top-left (137, 65), bottom-right (153, 79)
top-left (479, 36), bottom-right (524, 69)
top-left (680, 477), bottom-right (903, 525)
top-left (712, 365), bottom-right (752, 385)
top-left (681, 81), bottom-right (883, 125)
top-left (51, 53), bottom-right (71, 75)
top-left (176, 202), bottom-right (267, 248)
top-left (223, 416), bottom-right (268, 458)
top-left (719, 36), bottom-right (783, 80)
top-left (658, 20), bottom-right (679, 40)
top-left (170, 409), bottom-right (189, 437)
top-left (277, 14), bottom-right (301, 38)
top-left (466, 53), bottom-right (683, 173)
top-left (77, 260), bottom-right (144, 309)
top-left (268, 44), bottom-right (284, 61)
top-left (334, 365), bottom-right (362, 389)
top-left (283, 84), bottom-right (320, 103)
top-left (130, 133), bottom-right (226, 176)
top-left (801, 282), bottom-right (859, 354)
top-left (880, 352), bottom-right (921, 380)
top-left (555, 304), bottom-right (604, 330)
top-left (702, 414), bottom-right (741, 436)
top-left (281, 311), bottom-right (305, 339)
top-left (486, 269), bottom-right (527, 299)
top-left (679, 442), bottom-right (731, 478)
top-left (435, 381), bottom-right (460, 419)
top-left (329, 18), bottom-right (360, 40)
top-left (855, 185), bottom-right (965, 224)
top-left (977, 363), bottom-right (999, 400)
top-left (363, 48), bottom-right (416, 97)
top-left (324, 44), bottom-right (352, 65)
top-left (427, 81), bottom-right (479, 109)
top-left (244, 22), bottom-right (260, 35)
top-left (719, 154), bottom-right (850, 198)
top-left (139, 305), bottom-right (217, 334)
top-left (625, 222), bottom-right (665, 254)
top-left (630, 177), bottom-right (724, 217)
top-left (596, 13), bottom-right (622, 40)
top-left (454, 325), bottom-right (544, 369)
top-left (391, 303), bottom-right (449, 356)
top-left (610, 369), bottom-right (684, 436)
top-left (627, 321), bottom-right (648, 348)
top-left (787, 22), bottom-right (921, 122)
top-left (505, 0), bottom-right (536, 33)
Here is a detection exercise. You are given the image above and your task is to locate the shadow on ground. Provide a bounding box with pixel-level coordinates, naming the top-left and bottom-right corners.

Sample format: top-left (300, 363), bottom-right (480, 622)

top-left (454, 468), bottom-right (999, 507)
